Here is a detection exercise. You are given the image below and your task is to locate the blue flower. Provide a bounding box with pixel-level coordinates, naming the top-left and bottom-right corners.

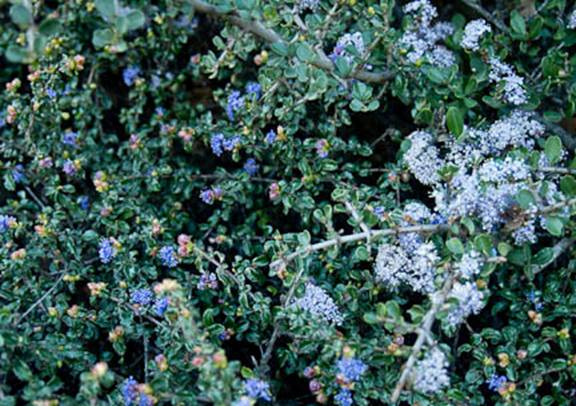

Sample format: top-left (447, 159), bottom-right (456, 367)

top-left (154, 297), bottom-right (169, 316)
top-left (46, 88), bottom-right (57, 99)
top-left (223, 135), bottom-right (241, 151)
top-left (131, 289), bottom-right (154, 306)
top-left (226, 91), bottom-right (244, 121)
top-left (198, 272), bottom-right (218, 290)
top-left (62, 131), bottom-right (78, 147)
top-left (79, 196), bottom-right (90, 210)
top-left (334, 389), bottom-right (353, 406)
top-left (159, 246), bottom-right (179, 268)
top-left (121, 376), bottom-right (138, 405)
top-left (487, 374), bottom-right (507, 392)
top-left (12, 164), bottom-right (25, 183)
top-left (0, 215), bottom-right (16, 232)
top-left (337, 357), bottom-right (367, 383)
top-left (63, 160), bottom-right (77, 176)
top-left (155, 107), bottom-right (165, 116)
top-left (244, 158), bottom-right (259, 176)
top-left (244, 378), bottom-right (271, 401)
top-left (373, 206), bottom-right (385, 217)
top-left (265, 130), bottom-right (277, 144)
top-left (245, 82), bottom-right (262, 99)
top-left (139, 394), bottom-right (153, 406)
top-left (99, 239), bottom-right (117, 264)
top-left (210, 133), bottom-right (225, 156)
top-left (123, 66), bottom-right (141, 87)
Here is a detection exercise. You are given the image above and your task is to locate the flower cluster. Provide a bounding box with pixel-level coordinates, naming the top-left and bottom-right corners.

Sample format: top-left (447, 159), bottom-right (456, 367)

top-left (121, 377), bottom-right (154, 405)
top-left (210, 133), bottom-right (242, 156)
top-left (244, 378), bottom-right (271, 401)
top-left (446, 281), bottom-right (485, 327)
top-left (489, 58), bottom-right (528, 106)
top-left (330, 32), bottom-right (365, 64)
top-left (461, 19), bottom-right (492, 51)
top-left (199, 186), bottom-right (223, 204)
top-left (334, 356), bottom-right (367, 406)
top-left (158, 246), bottom-right (179, 268)
top-left (99, 238), bottom-right (118, 264)
top-left (292, 282), bottom-right (344, 325)
top-left (412, 348), bottom-right (450, 394)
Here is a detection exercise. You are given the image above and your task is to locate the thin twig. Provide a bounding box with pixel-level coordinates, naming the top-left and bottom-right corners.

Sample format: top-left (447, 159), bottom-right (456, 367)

top-left (16, 273), bottom-right (64, 324)
top-left (533, 237), bottom-right (575, 275)
top-left (460, 0), bottom-right (510, 34)
top-left (187, 0), bottom-right (394, 83)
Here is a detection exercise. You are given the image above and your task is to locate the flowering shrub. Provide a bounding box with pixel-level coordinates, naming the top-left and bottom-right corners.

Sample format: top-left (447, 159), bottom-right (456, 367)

top-left (1, 0), bottom-right (576, 404)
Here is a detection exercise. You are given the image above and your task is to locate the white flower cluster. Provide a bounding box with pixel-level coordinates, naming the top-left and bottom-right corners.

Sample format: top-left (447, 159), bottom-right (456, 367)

top-left (455, 250), bottom-right (483, 279)
top-left (404, 110), bottom-right (553, 242)
top-left (461, 19), bottom-right (492, 51)
top-left (568, 10), bottom-right (576, 29)
top-left (399, 1), bottom-right (456, 67)
top-left (297, 0), bottom-right (319, 12)
top-left (374, 241), bottom-right (439, 293)
top-left (489, 57), bottom-right (528, 105)
top-left (292, 282), bottom-right (344, 325)
top-left (412, 347), bottom-right (450, 394)
top-left (399, 202), bottom-right (432, 251)
top-left (404, 131), bottom-right (443, 185)
top-left (331, 32), bottom-right (365, 64)
top-left (446, 281), bottom-right (484, 327)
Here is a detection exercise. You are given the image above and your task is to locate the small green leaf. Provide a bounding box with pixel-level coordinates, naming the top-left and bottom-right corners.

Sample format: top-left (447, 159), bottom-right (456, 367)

top-left (560, 175), bottom-right (576, 196)
top-left (10, 4), bottom-right (33, 27)
top-left (95, 0), bottom-right (116, 18)
top-left (5, 45), bottom-right (30, 63)
top-left (510, 10), bottom-right (527, 37)
top-left (544, 136), bottom-right (563, 164)
top-left (446, 237), bottom-right (464, 255)
top-left (516, 189), bottom-right (536, 210)
top-left (446, 106), bottom-right (464, 137)
top-left (295, 44), bottom-right (315, 63)
top-left (38, 19), bottom-right (62, 36)
top-left (544, 216), bottom-right (564, 236)
top-left (92, 29), bottom-right (115, 48)
top-left (125, 9), bottom-right (145, 31)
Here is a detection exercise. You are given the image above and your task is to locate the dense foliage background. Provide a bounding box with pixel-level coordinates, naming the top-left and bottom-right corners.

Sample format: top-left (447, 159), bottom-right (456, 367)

top-left (1, 0), bottom-right (576, 404)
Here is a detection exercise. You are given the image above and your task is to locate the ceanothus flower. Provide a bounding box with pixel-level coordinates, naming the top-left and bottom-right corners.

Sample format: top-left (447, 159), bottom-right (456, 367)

top-left (121, 376), bottom-right (138, 405)
top-left (223, 135), bottom-right (241, 151)
top-left (243, 158), bottom-right (259, 176)
top-left (99, 238), bottom-right (117, 264)
top-left (461, 19), bottom-right (492, 51)
top-left (131, 289), bottom-right (154, 306)
top-left (245, 82), bottom-right (261, 99)
top-left (568, 10), bottom-right (576, 29)
top-left (123, 66), bottom-right (141, 87)
top-left (412, 348), bottom-right (450, 394)
top-left (374, 243), bottom-right (409, 289)
top-left (244, 378), bottom-right (271, 401)
top-left (403, 0), bottom-right (438, 27)
top-left (427, 45), bottom-right (456, 68)
top-left (199, 186), bottom-right (223, 205)
top-left (210, 133), bottom-right (225, 156)
top-left (0, 215), bottom-right (16, 232)
top-left (265, 129), bottom-right (277, 144)
top-left (334, 389), bottom-right (353, 406)
top-left (455, 250), bottom-right (484, 279)
top-left (63, 160), bottom-right (77, 176)
top-left (159, 246), bottom-right (179, 268)
top-left (330, 32), bottom-right (365, 63)
top-left (62, 130), bottom-right (78, 147)
top-left (12, 164), bottom-right (25, 183)
top-left (198, 272), bottom-right (218, 290)
top-left (446, 281), bottom-right (484, 327)
top-left (292, 282), bottom-right (343, 325)
top-left (153, 297), bottom-right (169, 316)
top-left (315, 139), bottom-right (330, 158)
top-left (297, 0), bottom-right (319, 12)
top-left (404, 131), bottom-right (443, 185)
top-left (489, 58), bottom-right (528, 106)
top-left (487, 374), bottom-right (507, 392)
top-left (336, 357), bottom-right (367, 383)
top-left (226, 91), bottom-right (244, 121)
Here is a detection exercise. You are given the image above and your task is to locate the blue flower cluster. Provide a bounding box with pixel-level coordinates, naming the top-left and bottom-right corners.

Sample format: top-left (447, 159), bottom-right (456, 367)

top-left (121, 376), bottom-right (138, 405)
top-left (244, 378), bottom-right (272, 401)
top-left (243, 158), bottom-right (259, 176)
top-left (337, 357), bottom-right (367, 383)
top-left (131, 289), bottom-right (154, 306)
top-left (123, 66), bottom-right (141, 87)
top-left (487, 374), bottom-right (507, 392)
top-left (0, 215), bottom-right (16, 233)
top-left (159, 246), bottom-right (179, 268)
top-left (199, 186), bottom-right (223, 205)
top-left (153, 297), bottom-right (169, 316)
top-left (210, 133), bottom-right (241, 156)
top-left (99, 238), bottom-right (117, 264)
top-left (12, 164), bottom-right (25, 183)
top-left (226, 91), bottom-right (244, 121)
top-left (62, 130), bottom-right (78, 147)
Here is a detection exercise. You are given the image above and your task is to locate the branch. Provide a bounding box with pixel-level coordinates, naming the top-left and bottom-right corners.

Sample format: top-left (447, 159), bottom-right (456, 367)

top-left (270, 224), bottom-right (449, 270)
top-left (16, 272), bottom-right (64, 324)
top-left (460, 0), bottom-right (510, 34)
top-left (390, 274), bottom-right (454, 402)
top-left (533, 237), bottom-right (575, 275)
top-left (188, 0), bottom-right (394, 83)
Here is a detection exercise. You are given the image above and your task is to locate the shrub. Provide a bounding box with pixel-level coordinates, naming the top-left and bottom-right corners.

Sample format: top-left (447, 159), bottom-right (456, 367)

top-left (0, 0), bottom-right (575, 404)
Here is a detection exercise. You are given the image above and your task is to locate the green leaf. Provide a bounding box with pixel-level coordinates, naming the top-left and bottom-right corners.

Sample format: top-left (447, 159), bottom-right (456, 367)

top-left (95, 0), bottom-right (116, 18)
top-left (10, 4), bottom-right (33, 27)
top-left (560, 175), bottom-right (576, 196)
top-left (38, 19), bottom-right (62, 36)
top-left (270, 42), bottom-right (288, 56)
top-left (510, 10), bottom-right (527, 37)
top-left (446, 106), bottom-right (464, 137)
top-left (5, 45), bottom-right (29, 63)
top-left (295, 44), bottom-right (315, 63)
top-left (125, 9), bottom-right (145, 31)
top-left (544, 136), bottom-right (563, 164)
top-left (446, 237), bottom-right (464, 255)
top-left (363, 312), bottom-right (379, 324)
top-left (544, 216), bottom-right (564, 236)
top-left (516, 189), bottom-right (536, 210)
top-left (92, 29), bottom-right (115, 48)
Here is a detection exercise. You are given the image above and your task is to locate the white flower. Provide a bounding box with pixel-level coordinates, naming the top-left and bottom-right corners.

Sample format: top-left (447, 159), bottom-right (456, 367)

top-left (568, 10), bottom-right (576, 29)
top-left (298, 0), bottom-right (319, 12)
top-left (489, 58), bottom-right (528, 105)
top-left (446, 281), bottom-right (484, 327)
top-left (455, 251), bottom-right (484, 279)
top-left (292, 282), bottom-right (344, 325)
top-left (427, 45), bottom-right (456, 68)
top-left (331, 32), bottom-right (365, 63)
top-left (461, 19), bottom-right (492, 51)
top-left (412, 348), bottom-right (450, 394)
top-left (404, 131), bottom-right (444, 185)
top-left (374, 243), bottom-right (409, 289)
top-left (403, 0), bottom-right (438, 28)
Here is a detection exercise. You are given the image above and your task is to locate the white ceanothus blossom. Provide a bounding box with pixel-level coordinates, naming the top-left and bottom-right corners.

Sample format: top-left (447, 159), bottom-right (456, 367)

top-left (292, 282), bottom-right (343, 325)
top-left (331, 32), bottom-right (365, 64)
top-left (455, 250), bottom-right (484, 279)
top-left (461, 19), bottom-right (492, 51)
top-left (404, 110), bottom-right (552, 242)
top-left (489, 58), bottom-right (528, 105)
top-left (404, 131), bottom-right (443, 185)
top-left (374, 241), bottom-right (438, 293)
top-left (399, 202), bottom-right (432, 251)
top-left (412, 348), bottom-right (450, 394)
top-left (568, 10), bottom-right (576, 29)
top-left (297, 0), bottom-right (319, 12)
top-left (399, 1), bottom-right (456, 67)
top-left (446, 282), bottom-right (485, 327)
